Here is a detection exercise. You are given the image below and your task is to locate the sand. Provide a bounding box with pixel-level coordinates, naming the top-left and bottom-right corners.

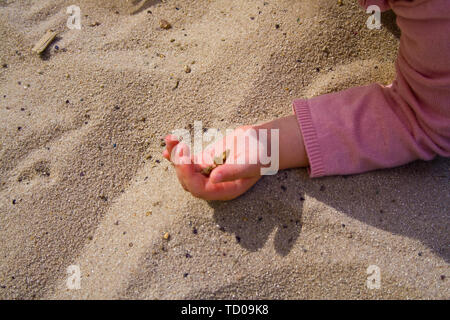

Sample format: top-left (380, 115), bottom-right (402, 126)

top-left (0, 0), bottom-right (448, 299)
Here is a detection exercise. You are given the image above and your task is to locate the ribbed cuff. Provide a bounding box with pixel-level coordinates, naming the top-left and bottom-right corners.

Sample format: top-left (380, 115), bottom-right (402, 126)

top-left (292, 99), bottom-right (326, 178)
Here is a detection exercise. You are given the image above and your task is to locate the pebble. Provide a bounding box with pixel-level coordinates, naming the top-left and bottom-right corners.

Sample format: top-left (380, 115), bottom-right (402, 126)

top-left (163, 232), bottom-right (170, 240)
top-left (146, 211), bottom-right (152, 216)
top-left (159, 19), bottom-right (172, 30)
top-left (184, 65), bottom-right (191, 73)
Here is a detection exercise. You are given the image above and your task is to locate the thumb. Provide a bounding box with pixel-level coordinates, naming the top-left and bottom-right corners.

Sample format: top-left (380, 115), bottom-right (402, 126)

top-left (209, 163), bottom-right (260, 184)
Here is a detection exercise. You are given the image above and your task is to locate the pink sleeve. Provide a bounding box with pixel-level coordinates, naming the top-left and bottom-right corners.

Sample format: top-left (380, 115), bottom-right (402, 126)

top-left (293, 0), bottom-right (450, 177)
top-left (358, 0), bottom-right (391, 11)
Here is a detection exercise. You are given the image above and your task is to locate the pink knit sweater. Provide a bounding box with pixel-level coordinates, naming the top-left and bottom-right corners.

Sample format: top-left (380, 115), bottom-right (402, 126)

top-left (293, 0), bottom-right (450, 177)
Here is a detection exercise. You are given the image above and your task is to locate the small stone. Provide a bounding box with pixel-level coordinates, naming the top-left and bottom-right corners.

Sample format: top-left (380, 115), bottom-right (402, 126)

top-left (184, 65), bottom-right (191, 73)
top-left (2, 63), bottom-right (7, 68)
top-left (163, 232), bottom-right (170, 240)
top-left (337, 0), bottom-right (343, 6)
top-left (201, 166), bottom-right (214, 176)
top-left (160, 19), bottom-right (172, 30)
top-left (440, 275), bottom-right (446, 280)
top-left (146, 211), bottom-right (152, 216)
top-left (129, 242), bottom-right (133, 247)
top-left (183, 273), bottom-right (189, 278)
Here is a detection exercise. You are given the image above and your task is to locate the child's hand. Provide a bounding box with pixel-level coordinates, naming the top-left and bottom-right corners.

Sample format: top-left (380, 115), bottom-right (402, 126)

top-left (162, 116), bottom-right (309, 201)
top-left (162, 127), bottom-right (262, 201)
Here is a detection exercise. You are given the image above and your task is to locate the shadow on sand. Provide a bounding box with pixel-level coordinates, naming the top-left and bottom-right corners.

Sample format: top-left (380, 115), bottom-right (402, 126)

top-left (209, 157), bottom-right (449, 262)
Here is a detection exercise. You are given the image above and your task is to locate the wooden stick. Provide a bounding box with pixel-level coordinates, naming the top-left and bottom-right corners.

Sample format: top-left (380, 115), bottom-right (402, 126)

top-left (32, 30), bottom-right (57, 55)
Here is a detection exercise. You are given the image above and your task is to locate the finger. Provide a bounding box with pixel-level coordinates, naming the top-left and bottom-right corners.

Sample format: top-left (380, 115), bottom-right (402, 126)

top-left (202, 176), bottom-right (261, 201)
top-left (171, 141), bottom-right (191, 165)
top-left (164, 135), bottom-right (180, 161)
top-left (209, 163), bottom-right (260, 184)
top-left (173, 156), bottom-right (207, 197)
top-left (163, 149), bottom-right (170, 160)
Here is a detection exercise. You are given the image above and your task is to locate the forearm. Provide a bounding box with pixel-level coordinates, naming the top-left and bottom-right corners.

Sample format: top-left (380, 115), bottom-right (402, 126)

top-left (255, 115), bottom-right (309, 171)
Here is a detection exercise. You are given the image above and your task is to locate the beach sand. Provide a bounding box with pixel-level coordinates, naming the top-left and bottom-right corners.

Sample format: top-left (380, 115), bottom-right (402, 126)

top-left (0, 0), bottom-right (448, 299)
